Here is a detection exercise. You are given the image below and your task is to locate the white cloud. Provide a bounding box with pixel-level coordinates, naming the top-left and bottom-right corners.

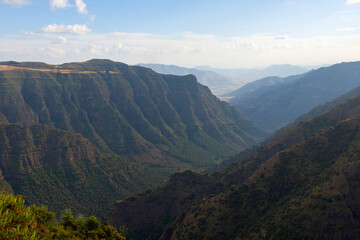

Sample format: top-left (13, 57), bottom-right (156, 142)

top-left (50, 0), bottom-right (69, 10)
top-left (52, 36), bottom-right (68, 44)
top-left (46, 47), bottom-right (66, 57)
top-left (275, 34), bottom-right (290, 40)
top-left (3, 31), bottom-right (360, 68)
top-left (108, 32), bottom-right (126, 38)
top-left (75, 0), bottom-right (87, 14)
top-left (40, 24), bottom-right (91, 35)
top-left (336, 27), bottom-right (358, 31)
top-left (1, 0), bottom-right (31, 7)
top-left (89, 44), bottom-right (109, 55)
top-left (346, 0), bottom-right (360, 4)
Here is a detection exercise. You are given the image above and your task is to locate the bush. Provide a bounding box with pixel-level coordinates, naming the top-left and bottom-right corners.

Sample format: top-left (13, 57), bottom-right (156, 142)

top-left (0, 192), bottom-right (126, 239)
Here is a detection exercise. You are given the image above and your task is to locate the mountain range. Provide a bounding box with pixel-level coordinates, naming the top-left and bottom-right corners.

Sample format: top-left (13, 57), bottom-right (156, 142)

top-left (221, 72), bottom-right (308, 102)
top-left (2, 58), bottom-right (360, 239)
top-left (0, 59), bottom-right (265, 220)
top-left (110, 80), bottom-right (360, 239)
top-left (229, 61), bottom-right (360, 133)
top-left (196, 64), bottom-right (309, 84)
top-left (0, 59), bottom-right (265, 176)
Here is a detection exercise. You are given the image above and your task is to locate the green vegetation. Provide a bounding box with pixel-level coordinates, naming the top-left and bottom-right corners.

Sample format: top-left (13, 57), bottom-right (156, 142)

top-left (0, 123), bottom-right (161, 220)
top-left (0, 59), bottom-right (265, 175)
top-left (0, 59), bottom-right (265, 223)
top-left (0, 192), bottom-right (125, 239)
top-left (110, 90), bottom-right (360, 240)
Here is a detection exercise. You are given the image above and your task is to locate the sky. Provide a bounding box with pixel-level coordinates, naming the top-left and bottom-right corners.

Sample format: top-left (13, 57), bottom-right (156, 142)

top-left (0, 0), bottom-right (360, 68)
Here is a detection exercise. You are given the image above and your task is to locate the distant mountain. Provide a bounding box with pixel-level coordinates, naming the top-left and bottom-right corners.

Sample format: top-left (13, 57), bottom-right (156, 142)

top-left (233, 61), bottom-right (360, 133)
top-left (195, 64), bottom-right (309, 84)
top-left (110, 87), bottom-right (360, 240)
top-left (137, 63), bottom-right (234, 95)
top-left (0, 59), bottom-right (265, 177)
top-left (221, 72), bottom-right (308, 101)
top-left (294, 85), bottom-right (360, 124)
top-left (0, 123), bottom-right (160, 220)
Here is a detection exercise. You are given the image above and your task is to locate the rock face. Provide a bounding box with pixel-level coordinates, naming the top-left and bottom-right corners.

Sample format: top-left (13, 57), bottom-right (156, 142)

top-left (109, 90), bottom-right (360, 240)
top-left (0, 59), bottom-right (265, 176)
top-left (233, 61), bottom-right (360, 133)
top-left (0, 123), bottom-right (161, 220)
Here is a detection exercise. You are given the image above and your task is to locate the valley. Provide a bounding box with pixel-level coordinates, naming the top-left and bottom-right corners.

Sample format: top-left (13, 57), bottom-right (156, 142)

top-left (0, 58), bottom-right (359, 239)
top-left (2, 1), bottom-right (360, 239)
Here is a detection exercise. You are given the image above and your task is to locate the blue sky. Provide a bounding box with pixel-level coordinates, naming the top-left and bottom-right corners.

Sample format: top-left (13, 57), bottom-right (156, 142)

top-left (1, 0), bottom-right (360, 67)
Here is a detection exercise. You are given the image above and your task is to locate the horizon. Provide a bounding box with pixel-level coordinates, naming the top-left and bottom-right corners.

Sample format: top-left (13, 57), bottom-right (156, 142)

top-left (1, 0), bottom-right (360, 68)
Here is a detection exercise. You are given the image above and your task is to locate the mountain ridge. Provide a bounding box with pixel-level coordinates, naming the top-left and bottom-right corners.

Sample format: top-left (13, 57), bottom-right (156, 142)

top-left (233, 61), bottom-right (360, 132)
top-left (0, 59), bottom-right (265, 175)
top-left (109, 86), bottom-right (360, 239)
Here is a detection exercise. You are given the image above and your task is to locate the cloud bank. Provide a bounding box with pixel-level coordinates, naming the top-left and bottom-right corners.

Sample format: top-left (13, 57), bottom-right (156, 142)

top-left (3, 31), bottom-right (360, 68)
top-left (40, 24), bottom-right (91, 35)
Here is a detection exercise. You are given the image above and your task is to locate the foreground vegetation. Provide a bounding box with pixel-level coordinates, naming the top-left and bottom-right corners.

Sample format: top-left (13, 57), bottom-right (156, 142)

top-left (0, 192), bottom-right (125, 240)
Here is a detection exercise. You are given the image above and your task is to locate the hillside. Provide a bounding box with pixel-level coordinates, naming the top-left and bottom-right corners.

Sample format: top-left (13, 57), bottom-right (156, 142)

top-left (171, 113), bottom-right (360, 240)
top-left (295, 86), bottom-right (360, 123)
top-left (109, 89), bottom-right (360, 239)
top-left (222, 72), bottom-right (307, 102)
top-left (137, 63), bottom-right (234, 95)
top-left (0, 123), bottom-right (160, 220)
top-left (233, 61), bottom-right (360, 132)
top-left (0, 59), bottom-right (265, 176)
top-left (110, 171), bottom-right (221, 240)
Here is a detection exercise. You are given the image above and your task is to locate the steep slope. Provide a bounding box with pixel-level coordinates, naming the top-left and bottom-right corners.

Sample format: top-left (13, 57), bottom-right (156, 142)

top-left (0, 123), bottom-right (161, 220)
top-left (109, 90), bottom-right (360, 240)
top-left (110, 171), bottom-right (220, 240)
top-left (233, 61), bottom-right (360, 133)
top-left (295, 86), bottom-right (360, 123)
top-left (0, 59), bottom-right (265, 176)
top-left (222, 72), bottom-right (307, 102)
top-left (137, 63), bottom-right (234, 95)
top-left (171, 114), bottom-right (360, 239)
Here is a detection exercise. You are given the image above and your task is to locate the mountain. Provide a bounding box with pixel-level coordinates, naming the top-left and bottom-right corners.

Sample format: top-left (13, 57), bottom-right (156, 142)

top-left (195, 64), bottom-right (309, 85)
top-left (221, 72), bottom-right (308, 102)
top-left (137, 63), bottom-right (234, 95)
top-left (233, 61), bottom-right (360, 133)
top-left (109, 89), bottom-right (360, 239)
top-left (0, 123), bottom-right (161, 220)
top-left (294, 86), bottom-right (360, 124)
top-left (0, 59), bottom-right (265, 176)
top-left (171, 115), bottom-right (360, 240)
